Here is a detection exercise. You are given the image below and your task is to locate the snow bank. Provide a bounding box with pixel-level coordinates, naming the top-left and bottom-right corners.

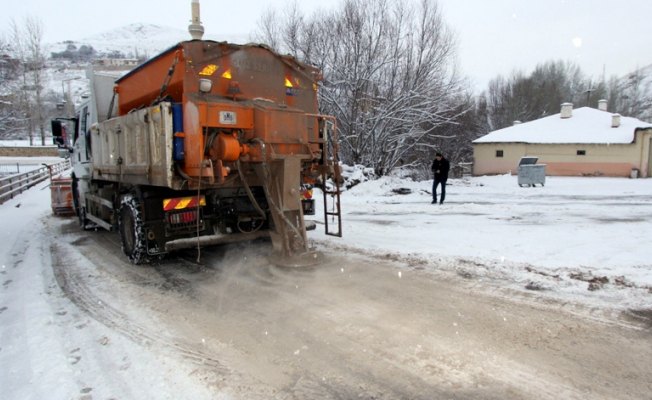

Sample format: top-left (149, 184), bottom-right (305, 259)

top-left (311, 174), bottom-right (652, 309)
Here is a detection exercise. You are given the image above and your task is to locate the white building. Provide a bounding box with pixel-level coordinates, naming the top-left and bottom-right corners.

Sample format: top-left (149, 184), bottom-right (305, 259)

top-left (473, 103), bottom-right (652, 178)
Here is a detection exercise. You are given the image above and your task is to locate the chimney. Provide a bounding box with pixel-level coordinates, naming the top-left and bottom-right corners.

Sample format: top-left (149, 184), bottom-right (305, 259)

top-left (598, 99), bottom-right (608, 111)
top-left (560, 103), bottom-right (573, 119)
top-left (611, 114), bottom-right (621, 128)
top-left (188, 0), bottom-right (205, 40)
top-left (513, 120), bottom-right (522, 126)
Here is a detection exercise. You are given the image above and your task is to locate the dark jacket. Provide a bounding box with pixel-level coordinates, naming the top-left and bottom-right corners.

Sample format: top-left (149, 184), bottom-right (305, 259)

top-left (431, 157), bottom-right (450, 180)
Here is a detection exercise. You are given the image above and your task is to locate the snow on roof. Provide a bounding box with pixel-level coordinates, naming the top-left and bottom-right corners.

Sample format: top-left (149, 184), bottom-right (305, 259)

top-left (473, 107), bottom-right (652, 144)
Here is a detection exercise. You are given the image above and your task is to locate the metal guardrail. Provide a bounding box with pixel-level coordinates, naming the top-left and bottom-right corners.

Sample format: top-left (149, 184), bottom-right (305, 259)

top-left (0, 159), bottom-right (71, 204)
top-left (0, 163), bottom-right (44, 176)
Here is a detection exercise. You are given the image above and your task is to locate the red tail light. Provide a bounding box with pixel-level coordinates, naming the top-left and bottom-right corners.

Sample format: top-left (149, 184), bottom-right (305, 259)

top-left (168, 210), bottom-right (198, 225)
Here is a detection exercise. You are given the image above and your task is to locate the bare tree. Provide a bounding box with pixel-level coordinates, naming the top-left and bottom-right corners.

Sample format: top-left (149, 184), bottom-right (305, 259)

top-left (254, 7), bottom-right (281, 52)
top-left (0, 35), bottom-right (24, 139)
top-left (255, 0), bottom-right (468, 175)
top-left (10, 17), bottom-right (48, 145)
top-left (10, 17), bottom-right (46, 145)
top-left (281, 2), bottom-right (304, 59)
top-left (610, 67), bottom-right (652, 121)
top-left (482, 60), bottom-right (605, 131)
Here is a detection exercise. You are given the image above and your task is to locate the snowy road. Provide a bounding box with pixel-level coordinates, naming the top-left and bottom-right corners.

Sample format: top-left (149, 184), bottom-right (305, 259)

top-left (1, 177), bottom-right (652, 399)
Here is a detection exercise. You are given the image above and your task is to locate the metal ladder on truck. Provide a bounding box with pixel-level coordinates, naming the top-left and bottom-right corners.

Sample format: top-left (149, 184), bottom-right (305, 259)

top-left (320, 118), bottom-right (342, 238)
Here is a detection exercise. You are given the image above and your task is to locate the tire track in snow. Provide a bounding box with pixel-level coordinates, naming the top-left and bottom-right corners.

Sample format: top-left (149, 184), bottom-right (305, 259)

top-left (50, 242), bottom-right (228, 371)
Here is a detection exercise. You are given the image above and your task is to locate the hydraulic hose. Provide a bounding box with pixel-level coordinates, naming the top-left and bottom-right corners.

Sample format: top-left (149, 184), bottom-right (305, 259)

top-left (236, 159), bottom-right (266, 220)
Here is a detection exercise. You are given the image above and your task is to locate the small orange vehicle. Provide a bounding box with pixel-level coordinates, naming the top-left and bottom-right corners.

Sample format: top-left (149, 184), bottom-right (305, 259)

top-left (49, 176), bottom-right (74, 216)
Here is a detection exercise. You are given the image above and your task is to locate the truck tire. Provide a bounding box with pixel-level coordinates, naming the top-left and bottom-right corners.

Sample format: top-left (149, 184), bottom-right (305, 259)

top-left (118, 194), bottom-right (148, 264)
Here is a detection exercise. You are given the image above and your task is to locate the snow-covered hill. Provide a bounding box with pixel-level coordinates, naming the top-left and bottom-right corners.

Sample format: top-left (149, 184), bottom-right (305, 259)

top-left (39, 23), bottom-right (251, 115)
top-left (48, 23), bottom-right (189, 59)
top-left (47, 23), bottom-right (249, 59)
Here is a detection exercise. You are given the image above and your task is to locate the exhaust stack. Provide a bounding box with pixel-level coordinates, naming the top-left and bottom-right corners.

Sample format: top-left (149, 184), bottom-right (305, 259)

top-left (188, 0), bottom-right (204, 40)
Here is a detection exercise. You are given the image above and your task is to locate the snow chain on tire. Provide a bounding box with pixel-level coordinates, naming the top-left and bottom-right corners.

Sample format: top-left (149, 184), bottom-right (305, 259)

top-left (118, 194), bottom-right (149, 264)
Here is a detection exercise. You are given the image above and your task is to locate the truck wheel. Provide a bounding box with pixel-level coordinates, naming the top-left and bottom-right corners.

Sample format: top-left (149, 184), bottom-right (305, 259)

top-left (118, 195), bottom-right (148, 264)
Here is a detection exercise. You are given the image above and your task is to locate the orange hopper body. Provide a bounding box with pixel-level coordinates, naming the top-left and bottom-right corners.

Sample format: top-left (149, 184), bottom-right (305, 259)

top-left (114, 40), bottom-right (324, 179)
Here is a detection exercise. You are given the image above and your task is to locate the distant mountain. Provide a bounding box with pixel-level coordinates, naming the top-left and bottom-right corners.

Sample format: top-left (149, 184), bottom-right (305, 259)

top-left (41, 23), bottom-right (252, 114)
top-left (48, 23), bottom-right (250, 60)
top-left (48, 23), bottom-right (193, 59)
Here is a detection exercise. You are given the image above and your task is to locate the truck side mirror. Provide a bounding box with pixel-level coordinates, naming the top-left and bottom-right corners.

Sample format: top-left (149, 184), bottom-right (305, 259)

top-left (51, 120), bottom-right (64, 146)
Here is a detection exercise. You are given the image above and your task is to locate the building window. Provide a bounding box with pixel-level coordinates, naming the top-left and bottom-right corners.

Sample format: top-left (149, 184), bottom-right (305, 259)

top-left (577, 150), bottom-right (586, 156)
top-left (496, 150), bottom-right (504, 158)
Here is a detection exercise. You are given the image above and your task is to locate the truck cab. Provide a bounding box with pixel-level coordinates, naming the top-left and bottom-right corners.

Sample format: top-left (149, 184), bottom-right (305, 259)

top-left (52, 71), bottom-right (123, 224)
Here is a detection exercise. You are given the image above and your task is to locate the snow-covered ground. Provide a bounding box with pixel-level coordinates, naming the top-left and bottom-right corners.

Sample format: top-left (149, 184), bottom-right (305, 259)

top-left (0, 177), bottom-right (215, 399)
top-left (2, 167), bottom-right (650, 312)
top-left (1, 168), bottom-right (651, 398)
top-left (312, 172), bottom-right (652, 310)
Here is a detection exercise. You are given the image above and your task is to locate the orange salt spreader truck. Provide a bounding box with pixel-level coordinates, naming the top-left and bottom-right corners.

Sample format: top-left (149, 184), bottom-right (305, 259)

top-left (52, 40), bottom-right (342, 266)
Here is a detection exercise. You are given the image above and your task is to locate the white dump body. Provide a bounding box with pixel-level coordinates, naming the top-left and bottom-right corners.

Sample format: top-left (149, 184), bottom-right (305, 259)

top-left (91, 102), bottom-right (182, 189)
top-left (86, 69), bottom-right (123, 123)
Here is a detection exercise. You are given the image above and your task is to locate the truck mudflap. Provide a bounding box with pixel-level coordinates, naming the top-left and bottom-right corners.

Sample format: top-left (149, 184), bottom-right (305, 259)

top-left (164, 230), bottom-right (270, 252)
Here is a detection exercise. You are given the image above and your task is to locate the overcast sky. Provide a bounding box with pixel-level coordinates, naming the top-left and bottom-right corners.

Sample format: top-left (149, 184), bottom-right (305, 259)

top-left (3, 0), bottom-right (651, 91)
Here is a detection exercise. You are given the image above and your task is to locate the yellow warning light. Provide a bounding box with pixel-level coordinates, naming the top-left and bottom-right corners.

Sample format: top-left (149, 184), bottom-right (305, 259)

top-left (199, 64), bottom-right (218, 76)
top-left (221, 69), bottom-right (232, 79)
top-left (284, 77), bottom-right (294, 88)
top-left (313, 83), bottom-right (318, 91)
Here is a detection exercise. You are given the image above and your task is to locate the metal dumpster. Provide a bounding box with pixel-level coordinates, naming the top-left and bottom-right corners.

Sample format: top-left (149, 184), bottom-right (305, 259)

top-left (50, 177), bottom-right (74, 215)
top-left (518, 157), bottom-right (546, 187)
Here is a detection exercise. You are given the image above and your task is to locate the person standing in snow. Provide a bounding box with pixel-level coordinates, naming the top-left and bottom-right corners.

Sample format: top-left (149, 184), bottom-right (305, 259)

top-left (431, 152), bottom-right (450, 204)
